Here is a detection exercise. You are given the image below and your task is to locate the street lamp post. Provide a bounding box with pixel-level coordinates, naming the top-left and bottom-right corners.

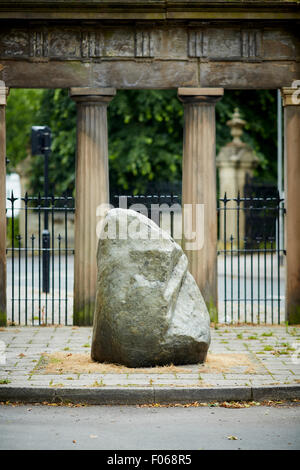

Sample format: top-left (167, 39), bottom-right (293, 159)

top-left (31, 126), bottom-right (51, 293)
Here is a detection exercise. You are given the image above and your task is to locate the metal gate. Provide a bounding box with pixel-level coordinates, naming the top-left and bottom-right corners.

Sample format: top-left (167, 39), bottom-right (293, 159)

top-left (217, 192), bottom-right (286, 324)
top-left (6, 193), bottom-right (75, 326)
top-left (6, 191), bottom-right (285, 326)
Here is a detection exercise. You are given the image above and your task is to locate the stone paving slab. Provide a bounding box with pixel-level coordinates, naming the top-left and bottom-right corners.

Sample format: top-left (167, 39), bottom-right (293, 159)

top-left (0, 325), bottom-right (300, 403)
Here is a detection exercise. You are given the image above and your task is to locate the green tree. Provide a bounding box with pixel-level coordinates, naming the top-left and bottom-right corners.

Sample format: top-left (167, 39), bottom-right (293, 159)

top-left (30, 88), bottom-right (77, 195)
top-left (108, 90), bottom-right (183, 194)
top-left (6, 88), bottom-right (277, 196)
top-left (6, 88), bottom-right (44, 168)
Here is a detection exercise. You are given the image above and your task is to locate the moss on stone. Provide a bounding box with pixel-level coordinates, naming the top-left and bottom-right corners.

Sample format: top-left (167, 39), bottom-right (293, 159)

top-left (207, 298), bottom-right (218, 324)
top-left (0, 310), bottom-right (6, 327)
top-left (287, 305), bottom-right (300, 325)
top-left (73, 303), bottom-right (94, 326)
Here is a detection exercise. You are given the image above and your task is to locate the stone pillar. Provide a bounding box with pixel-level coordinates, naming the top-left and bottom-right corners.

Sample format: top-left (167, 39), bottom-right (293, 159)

top-left (216, 108), bottom-right (258, 245)
top-left (0, 82), bottom-right (8, 326)
top-left (282, 87), bottom-right (300, 324)
top-left (70, 87), bottom-right (116, 326)
top-left (178, 88), bottom-right (224, 318)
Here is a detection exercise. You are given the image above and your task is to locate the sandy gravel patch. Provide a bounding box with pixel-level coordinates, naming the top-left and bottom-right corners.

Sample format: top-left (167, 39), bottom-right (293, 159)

top-left (41, 352), bottom-right (256, 375)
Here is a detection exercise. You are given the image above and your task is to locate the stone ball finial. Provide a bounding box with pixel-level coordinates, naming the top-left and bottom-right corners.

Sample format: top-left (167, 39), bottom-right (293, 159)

top-left (227, 107), bottom-right (246, 145)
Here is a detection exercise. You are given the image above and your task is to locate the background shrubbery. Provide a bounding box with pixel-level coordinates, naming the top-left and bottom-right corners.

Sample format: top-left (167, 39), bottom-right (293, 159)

top-left (6, 88), bottom-right (277, 196)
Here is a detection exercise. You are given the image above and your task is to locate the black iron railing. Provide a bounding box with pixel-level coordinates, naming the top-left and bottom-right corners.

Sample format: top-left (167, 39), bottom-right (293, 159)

top-left (6, 193), bottom-right (75, 326)
top-left (113, 194), bottom-right (181, 239)
top-left (6, 191), bottom-right (286, 326)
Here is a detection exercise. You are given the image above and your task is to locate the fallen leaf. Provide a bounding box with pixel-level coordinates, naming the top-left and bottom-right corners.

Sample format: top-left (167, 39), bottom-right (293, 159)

top-left (227, 436), bottom-right (238, 440)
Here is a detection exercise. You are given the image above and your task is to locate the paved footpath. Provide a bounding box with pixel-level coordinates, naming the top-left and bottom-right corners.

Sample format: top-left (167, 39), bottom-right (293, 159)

top-left (0, 325), bottom-right (300, 404)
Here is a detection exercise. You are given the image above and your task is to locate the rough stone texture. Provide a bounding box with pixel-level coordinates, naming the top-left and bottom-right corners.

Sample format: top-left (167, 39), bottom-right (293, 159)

top-left (91, 208), bottom-right (211, 367)
top-left (0, 19), bottom-right (299, 89)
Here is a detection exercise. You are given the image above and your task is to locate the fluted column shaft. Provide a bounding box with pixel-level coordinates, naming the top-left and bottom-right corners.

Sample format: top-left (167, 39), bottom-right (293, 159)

top-left (70, 88), bottom-right (116, 326)
top-left (178, 88), bottom-right (224, 318)
top-left (282, 87), bottom-right (300, 324)
top-left (0, 83), bottom-right (8, 326)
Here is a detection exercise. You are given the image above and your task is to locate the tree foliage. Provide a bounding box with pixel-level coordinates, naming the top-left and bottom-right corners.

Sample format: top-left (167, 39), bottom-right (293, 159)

top-left (6, 88), bottom-right (44, 165)
top-left (108, 90), bottom-right (184, 194)
top-left (6, 87), bottom-right (277, 196)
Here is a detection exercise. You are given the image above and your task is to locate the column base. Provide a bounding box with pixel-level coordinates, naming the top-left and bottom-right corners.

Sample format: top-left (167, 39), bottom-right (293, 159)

top-left (286, 304), bottom-right (300, 325)
top-left (73, 300), bottom-right (95, 326)
top-left (0, 309), bottom-right (6, 327)
top-left (207, 298), bottom-right (218, 324)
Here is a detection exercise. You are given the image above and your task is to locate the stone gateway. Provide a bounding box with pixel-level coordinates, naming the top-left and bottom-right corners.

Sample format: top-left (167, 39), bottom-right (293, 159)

top-left (91, 208), bottom-right (211, 367)
top-left (1, 2), bottom-right (300, 328)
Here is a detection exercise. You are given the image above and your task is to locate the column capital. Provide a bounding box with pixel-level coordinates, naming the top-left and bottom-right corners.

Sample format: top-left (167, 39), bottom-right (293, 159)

top-left (178, 87), bottom-right (224, 105)
top-left (69, 87), bottom-right (116, 105)
top-left (281, 86), bottom-right (300, 107)
top-left (0, 81), bottom-right (9, 106)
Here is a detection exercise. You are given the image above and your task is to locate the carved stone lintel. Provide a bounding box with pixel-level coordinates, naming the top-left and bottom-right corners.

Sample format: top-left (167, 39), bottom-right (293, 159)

top-left (0, 24), bottom-right (297, 65)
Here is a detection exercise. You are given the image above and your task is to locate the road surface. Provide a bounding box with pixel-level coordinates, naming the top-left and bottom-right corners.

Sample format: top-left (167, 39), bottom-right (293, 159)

top-left (0, 403), bottom-right (299, 450)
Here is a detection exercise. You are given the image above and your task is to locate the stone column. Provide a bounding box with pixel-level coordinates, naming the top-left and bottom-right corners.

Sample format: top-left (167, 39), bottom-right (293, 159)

top-left (282, 87), bottom-right (300, 324)
top-left (216, 108), bottom-right (258, 245)
top-left (70, 87), bottom-right (116, 326)
top-left (0, 82), bottom-right (8, 326)
top-left (178, 88), bottom-right (224, 318)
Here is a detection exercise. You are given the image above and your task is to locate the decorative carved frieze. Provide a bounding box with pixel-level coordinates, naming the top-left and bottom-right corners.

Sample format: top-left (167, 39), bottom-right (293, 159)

top-left (49, 29), bottom-right (82, 58)
top-left (135, 30), bottom-right (153, 58)
top-left (0, 29), bottom-right (28, 57)
top-left (188, 27), bottom-right (262, 60)
top-left (81, 31), bottom-right (103, 58)
top-left (188, 29), bottom-right (207, 58)
top-left (241, 30), bottom-right (262, 59)
top-left (0, 24), bottom-right (295, 63)
top-left (30, 28), bottom-right (48, 59)
top-left (0, 26), bottom-right (137, 59)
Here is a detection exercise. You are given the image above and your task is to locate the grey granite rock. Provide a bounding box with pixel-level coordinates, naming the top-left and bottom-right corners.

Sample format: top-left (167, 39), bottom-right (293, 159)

top-left (91, 208), bottom-right (211, 367)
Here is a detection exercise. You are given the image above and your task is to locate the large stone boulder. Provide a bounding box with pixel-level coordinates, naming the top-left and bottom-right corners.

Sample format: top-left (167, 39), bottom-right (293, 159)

top-left (91, 208), bottom-right (211, 367)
